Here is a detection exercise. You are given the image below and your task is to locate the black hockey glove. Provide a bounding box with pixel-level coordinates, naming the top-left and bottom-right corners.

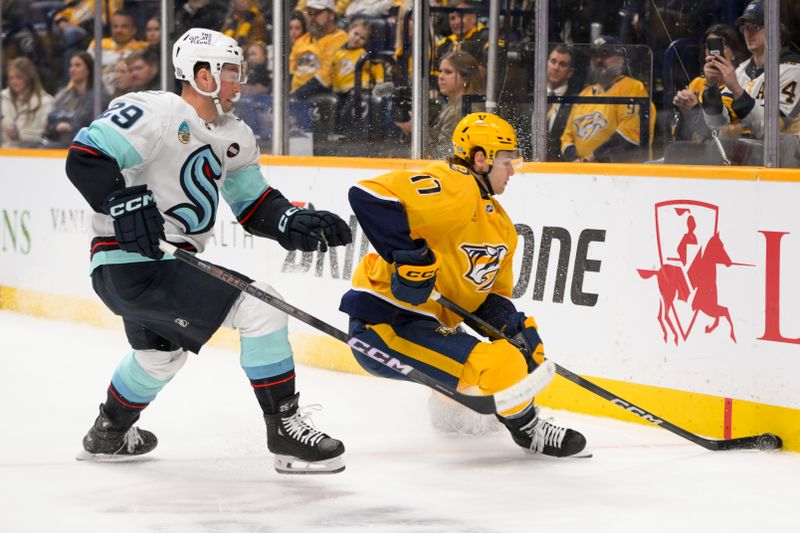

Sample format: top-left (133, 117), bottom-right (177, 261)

top-left (278, 207), bottom-right (353, 252)
top-left (390, 239), bottom-right (440, 306)
top-left (503, 312), bottom-right (545, 373)
top-left (702, 84), bottom-right (723, 116)
top-left (102, 185), bottom-right (165, 259)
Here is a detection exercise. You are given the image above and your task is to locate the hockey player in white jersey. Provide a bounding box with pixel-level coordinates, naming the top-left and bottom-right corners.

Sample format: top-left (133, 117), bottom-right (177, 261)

top-left (65, 28), bottom-right (351, 474)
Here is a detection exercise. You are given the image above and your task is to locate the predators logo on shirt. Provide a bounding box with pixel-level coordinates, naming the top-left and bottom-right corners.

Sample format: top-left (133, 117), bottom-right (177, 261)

top-left (461, 244), bottom-right (508, 291)
top-left (573, 112), bottom-right (609, 141)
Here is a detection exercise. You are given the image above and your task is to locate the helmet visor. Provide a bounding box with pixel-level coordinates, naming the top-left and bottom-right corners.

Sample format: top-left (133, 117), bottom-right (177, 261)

top-left (495, 150), bottom-right (522, 168)
top-left (219, 62), bottom-right (248, 84)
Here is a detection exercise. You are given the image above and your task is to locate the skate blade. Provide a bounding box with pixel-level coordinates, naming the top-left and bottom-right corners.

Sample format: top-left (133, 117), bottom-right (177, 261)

top-left (523, 449), bottom-right (594, 459)
top-left (75, 449), bottom-right (155, 463)
top-left (273, 454), bottom-right (345, 475)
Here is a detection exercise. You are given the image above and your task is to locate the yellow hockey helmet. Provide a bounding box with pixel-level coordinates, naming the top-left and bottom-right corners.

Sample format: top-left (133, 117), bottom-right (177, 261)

top-left (452, 112), bottom-right (518, 165)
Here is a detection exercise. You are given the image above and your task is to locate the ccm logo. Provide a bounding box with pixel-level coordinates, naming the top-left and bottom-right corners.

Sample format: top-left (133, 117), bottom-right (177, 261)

top-left (405, 269), bottom-right (436, 280)
top-left (109, 193), bottom-right (154, 216)
top-left (348, 338), bottom-right (414, 375)
top-left (610, 399), bottom-right (664, 425)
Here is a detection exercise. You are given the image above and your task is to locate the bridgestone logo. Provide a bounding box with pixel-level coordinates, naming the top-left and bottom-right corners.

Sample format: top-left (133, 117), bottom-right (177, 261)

top-left (348, 338), bottom-right (414, 375)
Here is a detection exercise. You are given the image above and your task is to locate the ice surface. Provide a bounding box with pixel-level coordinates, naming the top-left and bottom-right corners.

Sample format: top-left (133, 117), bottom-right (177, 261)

top-left (0, 311), bottom-right (797, 533)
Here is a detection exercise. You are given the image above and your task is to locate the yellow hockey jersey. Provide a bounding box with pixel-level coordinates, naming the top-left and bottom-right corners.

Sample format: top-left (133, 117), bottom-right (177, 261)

top-left (346, 161), bottom-right (518, 327)
top-left (561, 75), bottom-right (656, 159)
top-left (289, 30), bottom-right (349, 92)
top-left (331, 46), bottom-right (385, 93)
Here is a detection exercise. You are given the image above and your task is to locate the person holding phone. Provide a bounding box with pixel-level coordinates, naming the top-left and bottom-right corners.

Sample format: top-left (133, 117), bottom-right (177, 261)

top-left (671, 24), bottom-right (746, 142)
top-left (702, 0), bottom-right (800, 141)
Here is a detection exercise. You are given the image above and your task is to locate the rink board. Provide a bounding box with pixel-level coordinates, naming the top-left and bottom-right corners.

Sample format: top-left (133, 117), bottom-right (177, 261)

top-left (1, 149), bottom-right (799, 451)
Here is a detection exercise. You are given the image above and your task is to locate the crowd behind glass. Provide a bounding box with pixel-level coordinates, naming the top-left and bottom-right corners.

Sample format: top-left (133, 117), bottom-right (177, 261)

top-left (1, 0), bottom-right (798, 167)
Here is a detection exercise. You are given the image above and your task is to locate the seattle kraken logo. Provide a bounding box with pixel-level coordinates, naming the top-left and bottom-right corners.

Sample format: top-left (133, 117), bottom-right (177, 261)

top-left (166, 145), bottom-right (222, 234)
top-left (460, 243), bottom-right (509, 291)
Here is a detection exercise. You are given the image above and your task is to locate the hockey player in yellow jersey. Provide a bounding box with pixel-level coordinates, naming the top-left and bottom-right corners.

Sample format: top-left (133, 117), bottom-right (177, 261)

top-left (561, 36), bottom-right (656, 163)
top-left (340, 113), bottom-right (588, 458)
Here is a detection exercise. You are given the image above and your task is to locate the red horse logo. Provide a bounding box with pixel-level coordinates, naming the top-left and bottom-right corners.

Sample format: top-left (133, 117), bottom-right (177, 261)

top-left (636, 200), bottom-right (752, 345)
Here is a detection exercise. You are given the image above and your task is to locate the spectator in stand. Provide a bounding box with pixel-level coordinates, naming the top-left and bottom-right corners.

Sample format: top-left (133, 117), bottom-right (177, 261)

top-left (239, 41), bottom-right (272, 140)
top-left (294, 0), bottom-right (351, 17)
top-left (45, 52), bottom-right (109, 148)
top-left (396, 50), bottom-right (486, 159)
top-left (289, 11), bottom-right (308, 47)
top-left (111, 58), bottom-right (134, 99)
top-left (332, 19), bottom-right (385, 96)
top-left (223, 0), bottom-right (269, 46)
top-left (533, 44), bottom-right (577, 161)
top-left (702, 0), bottom-right (800, 141)
top-left (174, 0), bottom-right (230, 37)
top-left (145, 14), bottom-right (162, 58)
top-left (289, 0), bottom-right (348, 100)
top-left (54, 0), bottom-right (123, 33)
top-left (87, 10), bottom-right (148, 94)
top-left (126, 52), bottom-right (160, 92)
top-left (54, 1), bottom-right (124, 82)
top-left (243, 41), bottom-right (272, 94)
top-left (560, 36), bottom-right (656, 163)
top-left (671, 24), bottom-right (746, 143)
top-left (434, 0), bottom-right (489, 75)
top-left (344, 0), bottom-right (395, 18)
top-left (1, 57), bottom-right (54, 148)
top-left (332, 19), bottom-right (386, 133)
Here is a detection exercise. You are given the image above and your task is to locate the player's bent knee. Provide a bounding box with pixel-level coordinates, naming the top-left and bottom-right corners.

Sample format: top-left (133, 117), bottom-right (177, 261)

top-left (223, 281), bottom-right (288, 336)
top-left (461, 339), bottom-right (528, 394)
top-left (133, 348), bottom-right (188, 381)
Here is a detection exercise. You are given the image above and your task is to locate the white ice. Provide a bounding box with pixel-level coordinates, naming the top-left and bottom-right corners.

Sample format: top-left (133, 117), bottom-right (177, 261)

top-left (0, 310), bottom-right (797, 533)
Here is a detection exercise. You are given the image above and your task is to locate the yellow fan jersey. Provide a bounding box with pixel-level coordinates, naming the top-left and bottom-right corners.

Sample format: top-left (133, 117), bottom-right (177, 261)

top-left (289, 30), bottom-right (349, 92)
top-left (331, 46), bottom-right (385, 93)
top-left (560, 75), bottom-right (656, 159)
top-left (348, 161), bottom-right (518, 327)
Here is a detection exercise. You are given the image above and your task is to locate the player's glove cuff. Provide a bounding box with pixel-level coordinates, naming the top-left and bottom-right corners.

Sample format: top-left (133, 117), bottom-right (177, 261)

top-left (277, 207), bottom-right (353, 252)
top-left (390, 239), bottom-right (440, 306)
top-left (504, 312), bottom-right (545, 372)
top-left (102, 185), bottom-right (164, 260)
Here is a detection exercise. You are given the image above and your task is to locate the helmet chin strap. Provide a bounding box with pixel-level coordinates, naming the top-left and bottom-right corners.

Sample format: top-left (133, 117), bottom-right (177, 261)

top-left (472, 166), bottom-right (495, 197)
top-left (189, 72), bottom-right (232, 117)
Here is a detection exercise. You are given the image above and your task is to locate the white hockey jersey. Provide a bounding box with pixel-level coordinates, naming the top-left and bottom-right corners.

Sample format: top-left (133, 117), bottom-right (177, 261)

top-left (704, 54), bottom-right (800, 138)
top-left (75, 91), bottom-right (269, 268)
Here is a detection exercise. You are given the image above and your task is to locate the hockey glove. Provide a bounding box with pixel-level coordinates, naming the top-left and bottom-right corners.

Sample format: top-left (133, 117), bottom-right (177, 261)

top-left (102, 185), bottom-right (165, 259)
top-left (278, 207), bottom-right (353, 252)
top-left (390, 239), bottom-right (440, 306)
top-left (702, 84), bottom-right (723, 116)
top-left (503, 312), bottom-right (545, 373)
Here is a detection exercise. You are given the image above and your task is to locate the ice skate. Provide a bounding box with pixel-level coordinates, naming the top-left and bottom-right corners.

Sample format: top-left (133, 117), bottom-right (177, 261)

top-left (76, 404), bottom-right (157, 462)
top-left (501, 406), bottom-right (590, 458)
top-left (265, 393), bottom-right (345, 474)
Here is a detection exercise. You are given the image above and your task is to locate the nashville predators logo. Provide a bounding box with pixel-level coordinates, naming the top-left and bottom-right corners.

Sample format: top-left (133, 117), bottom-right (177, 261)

top-left (460, 244), bottom-right (508, 291)
top-left (574, 112), bottom-right (609, 140)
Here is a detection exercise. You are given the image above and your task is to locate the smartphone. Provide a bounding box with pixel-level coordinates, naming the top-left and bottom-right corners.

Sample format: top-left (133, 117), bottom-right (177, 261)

top-left (707, 37), bottom-right (724, 57)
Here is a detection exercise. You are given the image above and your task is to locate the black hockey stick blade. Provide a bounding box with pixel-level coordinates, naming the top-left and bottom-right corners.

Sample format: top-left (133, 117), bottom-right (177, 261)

top-left (159, 241), bottom-right (554, 415)
top-left (434, 293), bottom-right (783, 452)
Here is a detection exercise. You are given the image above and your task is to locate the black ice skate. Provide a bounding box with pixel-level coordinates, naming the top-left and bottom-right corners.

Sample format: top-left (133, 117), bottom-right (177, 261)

top-left (265, 393), bottom-right (345, 474)
top-left (76, 404), bottom-right (157, 462)
top-left (501, 406), bottom-right (590, 458)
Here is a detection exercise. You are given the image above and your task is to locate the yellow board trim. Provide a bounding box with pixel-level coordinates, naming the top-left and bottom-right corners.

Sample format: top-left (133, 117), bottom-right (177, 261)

top-left (3, 149), bottom-right (799, 182)
top-left (2, 284), bottom-right (797, 452)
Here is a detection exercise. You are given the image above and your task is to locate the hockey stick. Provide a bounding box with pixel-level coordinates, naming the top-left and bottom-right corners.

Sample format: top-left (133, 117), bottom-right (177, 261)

top-left (159, 241), bottom-right (554, 415)
top-left (435, 293), bottom-right (783, 451)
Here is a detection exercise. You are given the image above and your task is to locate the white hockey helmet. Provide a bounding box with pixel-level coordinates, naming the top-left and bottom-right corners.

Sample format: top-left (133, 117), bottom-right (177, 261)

top-left (172, 28), bottom-right (248, 109)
